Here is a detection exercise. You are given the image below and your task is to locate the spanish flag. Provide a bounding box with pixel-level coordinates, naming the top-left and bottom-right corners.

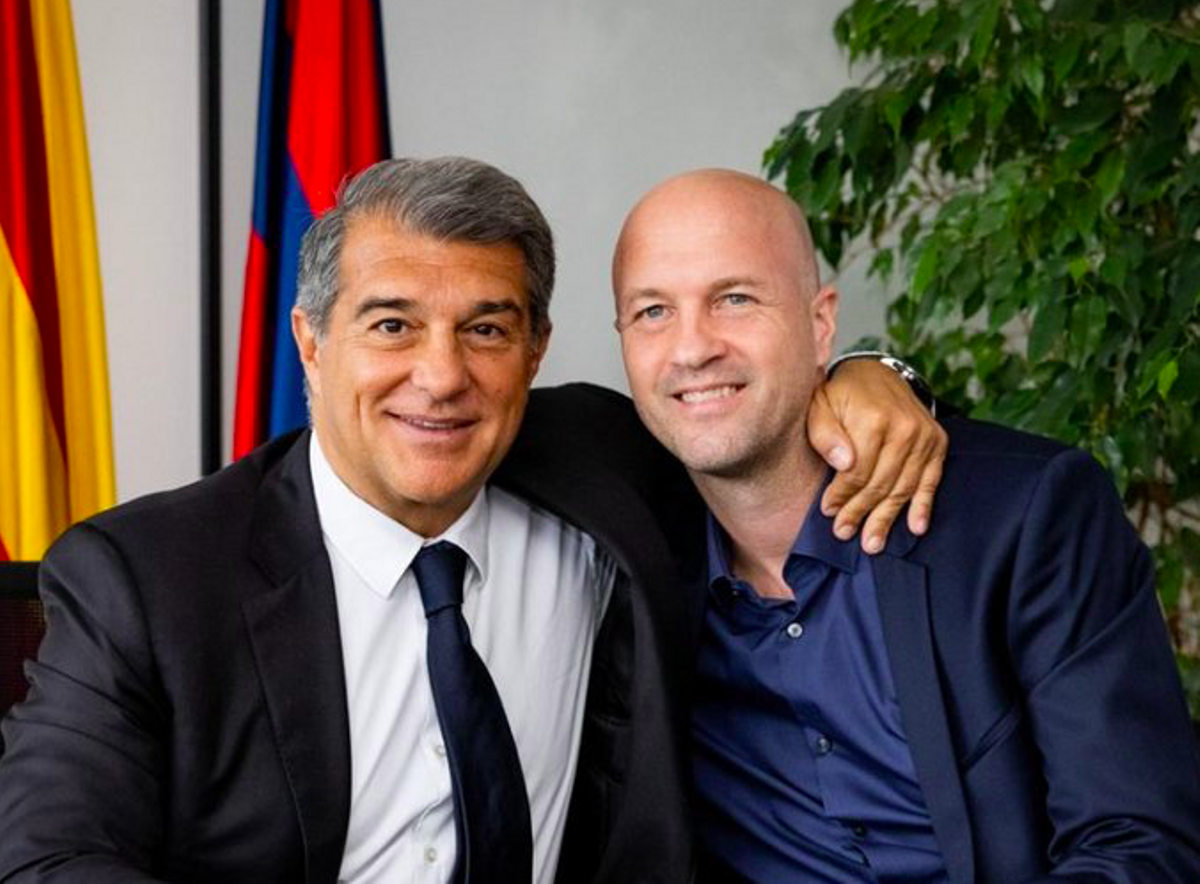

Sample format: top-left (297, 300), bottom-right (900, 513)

top-left (233, 0), bottom-right (391, 457)
top-left (0, 0), bottom-right (114, 560)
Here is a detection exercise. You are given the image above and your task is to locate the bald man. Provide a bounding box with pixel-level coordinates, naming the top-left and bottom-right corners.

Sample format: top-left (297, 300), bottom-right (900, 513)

top-left (612, 170), bottom-right (1200, 883)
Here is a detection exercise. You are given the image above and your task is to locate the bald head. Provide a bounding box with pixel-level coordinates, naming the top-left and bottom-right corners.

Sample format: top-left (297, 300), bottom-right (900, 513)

top-left (610, 167), bottom-right (839, 484)
top-left (613, 169), bottom-right (820, 301)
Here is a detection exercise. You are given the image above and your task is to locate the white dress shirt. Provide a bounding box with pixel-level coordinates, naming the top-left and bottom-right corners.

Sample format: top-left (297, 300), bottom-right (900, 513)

top-left (309, 434), bottom-right (614, 884)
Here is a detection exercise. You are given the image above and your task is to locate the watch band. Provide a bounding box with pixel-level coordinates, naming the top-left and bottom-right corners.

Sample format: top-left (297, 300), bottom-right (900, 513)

top-left (825, 350), bottom-right (937, 417)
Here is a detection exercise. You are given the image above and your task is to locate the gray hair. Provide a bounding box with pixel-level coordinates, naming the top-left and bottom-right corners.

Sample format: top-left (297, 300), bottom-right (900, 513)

top-left (296, 156), bottom-right (555, 339)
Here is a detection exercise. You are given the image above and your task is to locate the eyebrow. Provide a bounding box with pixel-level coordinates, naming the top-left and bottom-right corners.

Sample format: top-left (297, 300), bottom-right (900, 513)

top-left (622, 276), bottom-right (766, 302)
top-left (708, 276), bottom-right (765, 293)
top-left (354, 297), bottom-right (415, 320)
top-left (470, 299), bottom-right (524, 320)
top-left (353, 296), bottom-right (525, 321)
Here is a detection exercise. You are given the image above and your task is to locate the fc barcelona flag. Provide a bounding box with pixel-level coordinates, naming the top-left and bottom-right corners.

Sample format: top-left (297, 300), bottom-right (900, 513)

top-left (0, 0), bottom-right (115, 560)
top-left (233, 0), bottom-right (391, 458)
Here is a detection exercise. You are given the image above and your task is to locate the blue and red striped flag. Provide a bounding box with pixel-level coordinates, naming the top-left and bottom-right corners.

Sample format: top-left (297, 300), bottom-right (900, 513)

top-left (233, 0), bottom-right (390, 458)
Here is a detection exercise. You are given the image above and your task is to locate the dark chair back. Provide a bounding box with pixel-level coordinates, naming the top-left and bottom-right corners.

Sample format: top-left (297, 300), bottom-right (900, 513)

top-left (1, 562), bottom-right (43, 751)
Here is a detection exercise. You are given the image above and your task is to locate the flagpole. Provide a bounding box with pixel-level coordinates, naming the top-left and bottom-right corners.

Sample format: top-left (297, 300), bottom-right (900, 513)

top-left (199, 0), bottom-right (222, 475)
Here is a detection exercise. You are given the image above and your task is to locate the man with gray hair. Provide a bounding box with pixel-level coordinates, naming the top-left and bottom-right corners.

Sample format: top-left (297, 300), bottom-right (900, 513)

top-left (0, 157), bottom-right (944, 883)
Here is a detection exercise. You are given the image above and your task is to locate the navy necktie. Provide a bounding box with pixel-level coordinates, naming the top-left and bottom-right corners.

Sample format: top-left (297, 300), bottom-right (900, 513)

top-left (412, 541), bottom-right (533, 884)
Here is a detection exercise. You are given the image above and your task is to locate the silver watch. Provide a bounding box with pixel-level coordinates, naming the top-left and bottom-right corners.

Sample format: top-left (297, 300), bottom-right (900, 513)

top-left (825, 350), bottom-right (936, 417)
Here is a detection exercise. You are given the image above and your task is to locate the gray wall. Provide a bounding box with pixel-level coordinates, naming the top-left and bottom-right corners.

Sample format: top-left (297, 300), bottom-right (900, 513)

top-left (72, 0), bottom-right (883, 503)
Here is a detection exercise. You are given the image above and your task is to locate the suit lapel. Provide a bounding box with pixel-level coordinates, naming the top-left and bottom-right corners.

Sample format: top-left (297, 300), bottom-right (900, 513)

top-left (872, 545), bottom-right (976, 884)
top-left (244, 431), bottom-right (351, 884)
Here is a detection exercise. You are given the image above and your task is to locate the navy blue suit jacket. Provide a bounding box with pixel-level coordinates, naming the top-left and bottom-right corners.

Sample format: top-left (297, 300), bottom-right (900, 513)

top-left (683, 415), bottom-right (1200, 883)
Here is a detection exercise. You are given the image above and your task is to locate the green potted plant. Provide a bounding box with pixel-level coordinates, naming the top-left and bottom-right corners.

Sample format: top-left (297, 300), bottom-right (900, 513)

top-left (765, 0), bottom-right (1200, 712)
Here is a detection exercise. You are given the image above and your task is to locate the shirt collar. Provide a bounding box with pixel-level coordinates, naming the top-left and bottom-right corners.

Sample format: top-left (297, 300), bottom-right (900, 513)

top-left (705, 468), bottom-right (858, 592)
top-left (309, 432), bottom-right (491, 599)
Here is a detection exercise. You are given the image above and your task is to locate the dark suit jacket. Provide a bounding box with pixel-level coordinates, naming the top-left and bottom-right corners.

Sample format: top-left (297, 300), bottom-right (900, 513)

top-left (0, 384), bottom-right (696, 883)
top-left (681, 416), bottom-right (1200, 883)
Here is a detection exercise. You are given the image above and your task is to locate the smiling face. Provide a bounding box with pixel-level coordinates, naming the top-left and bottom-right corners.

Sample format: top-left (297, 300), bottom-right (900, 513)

top-left (293, 216), bottom-right (548, 536)
top-left (613, 171), bottom-right (837, 483)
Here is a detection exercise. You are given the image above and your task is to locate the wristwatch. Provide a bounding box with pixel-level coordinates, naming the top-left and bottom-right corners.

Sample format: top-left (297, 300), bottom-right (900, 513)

top-left (825, 350), bottom-right (937, 417)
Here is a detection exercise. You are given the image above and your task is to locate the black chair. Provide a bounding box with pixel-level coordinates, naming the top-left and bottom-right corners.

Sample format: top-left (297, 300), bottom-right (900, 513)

top-left (0, 561), bottom-right (43, 754)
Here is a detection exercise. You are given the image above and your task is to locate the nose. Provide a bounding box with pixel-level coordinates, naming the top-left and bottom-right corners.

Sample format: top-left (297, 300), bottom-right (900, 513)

top-left (410, 331), bottom-right (470, 401)
top-left (670, 307), bottom-right (726, 371)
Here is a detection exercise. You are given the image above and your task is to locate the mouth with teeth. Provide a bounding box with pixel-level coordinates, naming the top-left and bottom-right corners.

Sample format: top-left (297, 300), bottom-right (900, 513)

top-left (393, 414), bottom-right (478, 435)
top-left (673, 384), bottom-right (744, 405)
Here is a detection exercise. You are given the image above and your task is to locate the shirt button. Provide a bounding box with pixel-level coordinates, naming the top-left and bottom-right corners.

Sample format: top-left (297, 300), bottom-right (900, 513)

top-left (424, 846), bottom-right (438, 864)
top-left (786, 621), bottom-right (804, 639)
top-left (433, 743), bottom-right (447, 758)
top-left (815, 734), bottom-right (832, 755)
top-left (851, 823), bottom-right (868, 838)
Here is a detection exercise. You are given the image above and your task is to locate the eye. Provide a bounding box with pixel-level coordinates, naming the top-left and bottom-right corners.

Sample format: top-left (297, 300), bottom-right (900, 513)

top-left (467, 322), bottom-right (511, 341)
top-left (719, 292), bottom-right (754, 307)
top-left (635, 304), bottom-right (669, 322)
top-left (373, 317), bottom-right (410, 335)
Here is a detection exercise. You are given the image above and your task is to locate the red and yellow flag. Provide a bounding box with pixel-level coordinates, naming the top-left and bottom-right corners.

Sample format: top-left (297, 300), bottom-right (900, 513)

top-left (0, 0), bottom-right (114, 561)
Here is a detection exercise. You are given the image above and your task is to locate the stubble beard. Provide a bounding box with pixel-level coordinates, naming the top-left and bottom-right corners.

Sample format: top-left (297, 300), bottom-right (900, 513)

top-left (645, 382), bottom-right (820, 489)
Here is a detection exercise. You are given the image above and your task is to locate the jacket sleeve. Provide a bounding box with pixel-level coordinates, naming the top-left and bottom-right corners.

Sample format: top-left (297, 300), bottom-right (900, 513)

top-left (0, 522), bottom-right (171, 883)
top-left (1006, 448), bottom-right (1200, 882)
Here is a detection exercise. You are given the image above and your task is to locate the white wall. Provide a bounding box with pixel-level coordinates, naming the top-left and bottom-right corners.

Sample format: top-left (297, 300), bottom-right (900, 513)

top-left (73, 0), bottom-right (882, 503)
top-left (73, 1), bottom-right (200, 502)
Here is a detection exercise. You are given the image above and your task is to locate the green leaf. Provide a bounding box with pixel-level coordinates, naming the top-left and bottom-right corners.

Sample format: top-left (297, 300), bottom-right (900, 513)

top-left (975, 201), bottom-right (1008, 237)
top-left (1149, 41), bottom-right (1189, 88)
top-left (912, 241), bottom-right (940, 297)
top-left (1131, 34), bottom-right (1167, 82)
top-left (1029, 297), bottom-right (1067, 362)
top-left (1156, 546), bottom-right (1183, 609)
top-left (988, 292), bottom-right (1023, 332)
top-left (809, 151), bottom-right (843, 212)
top-left (868, 247), bottom-right (895, 282)
top-left (1138, 348), bottom-right (1174, 399)
top-left (1172, 351), bottom-right (1200, 404)
top-left (899, 213), bottom-right (923, 257)
top-left (899, 6), bottom-right (939, 54)
top-left (985, 85), bottom-right (1012, 135)
top-left (1056, 89), bottom-right (1123, 136)
top-left (1168, 244), bottom-right (1200, 325)
top-left (1158, 359), bottom-right (1180, 399)
top-left (843, 101), bottom-right (876, 161)
top-left (1079, 295), bottom-right (1109, 356)
top-left (1059, 131), bottom-right (1110, 174)
top-left (1098, 434), bottom-right (1126, 487)
top-left (1019, 55), bottom-right (1045, 101)
top-left (1050, 0), bottom-right (1098, 23)
top-left (969, 0), bottom-right (1002, 70)
top-left (1052, 34), bottom-right (1083, 85)
top-left (1068, 257), bottom-right (1089, 282)
top-left (882, 90), bottom-right (909, 137)
top-left (1095, 151), bottom-right (1126, 205)
top-left (1099, 250), bottom-right (1127, 289)
top-left (947, 94), bottom-right (974, 143)
top-left (1123, 22), bottom-right (1150, 69)
top-left (1029, 370), bottom-right (1082, 436)
top-left (814, 89), bottom-right (859, 151)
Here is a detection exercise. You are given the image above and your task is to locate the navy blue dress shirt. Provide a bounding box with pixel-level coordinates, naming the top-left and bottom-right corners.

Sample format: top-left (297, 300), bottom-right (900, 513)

top-left (692, 489), bottom-right (949, 883)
